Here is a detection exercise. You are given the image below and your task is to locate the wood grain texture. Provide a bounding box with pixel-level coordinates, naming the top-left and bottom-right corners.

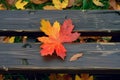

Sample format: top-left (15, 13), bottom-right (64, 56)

top-left (0, 10), bottom-right (120, 73)
top-left (0, 10), bottom-right (120, 32)
top-left (0, 43), bottom-right (120, 73)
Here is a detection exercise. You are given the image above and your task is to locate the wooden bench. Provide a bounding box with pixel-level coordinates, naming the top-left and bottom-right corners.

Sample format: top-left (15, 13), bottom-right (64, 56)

top-left (0, 10), bottom-right (120, 75)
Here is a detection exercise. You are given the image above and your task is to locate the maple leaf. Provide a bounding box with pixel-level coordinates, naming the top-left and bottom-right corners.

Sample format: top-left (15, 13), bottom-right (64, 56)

top-left (15, 0), bottom-right (28, 10)
top-left (75, 74), bottom-right (94, 80)
top-left (59, 19), bottom-right (80, 43)
top-left (38, 19), bottom-right (80, 59)
top-left (52, 0), bottom-right (69, 10)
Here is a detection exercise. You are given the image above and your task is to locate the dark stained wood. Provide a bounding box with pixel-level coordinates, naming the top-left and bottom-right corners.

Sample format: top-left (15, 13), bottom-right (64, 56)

top-left (0, 10), bottom-right (120, 74)
top-left (0, 10), bottom-right (120, 32)
top-left (0, 43), bottom-right (120, 73)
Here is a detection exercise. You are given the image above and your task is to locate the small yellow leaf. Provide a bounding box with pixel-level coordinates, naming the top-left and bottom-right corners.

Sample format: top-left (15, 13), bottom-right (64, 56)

top-left (80, 73), bottom-right (94, 80)
top-left (70, 53), bottom-right (83, 61)
top-left (15, 0), bottom-right (28, 10)
top-left (75, 75), bottom-right (81, 80)
top-left (8, 36), bottom-right (15, 43)
top-left (61, 0), bottom-right (69, 8)
top-left (52, 0), bottom-right (68, 10)
top-left (93, 0), bottom-right (104, 6)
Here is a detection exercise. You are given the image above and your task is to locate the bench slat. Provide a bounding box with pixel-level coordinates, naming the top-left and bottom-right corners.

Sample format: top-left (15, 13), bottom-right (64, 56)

top-left (0, 10), bottom-right (120, 32)
top-left (0, 43), bottom-right (120, 73)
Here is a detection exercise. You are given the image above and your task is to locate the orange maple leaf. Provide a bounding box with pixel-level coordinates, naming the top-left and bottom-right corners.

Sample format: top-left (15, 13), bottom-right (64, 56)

top-left (38, 19), bottom-right (80, 59)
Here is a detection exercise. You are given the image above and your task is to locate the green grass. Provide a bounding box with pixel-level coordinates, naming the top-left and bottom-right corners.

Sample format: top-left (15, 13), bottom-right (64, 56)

top-left (0, 0), bottom-right (110, 10)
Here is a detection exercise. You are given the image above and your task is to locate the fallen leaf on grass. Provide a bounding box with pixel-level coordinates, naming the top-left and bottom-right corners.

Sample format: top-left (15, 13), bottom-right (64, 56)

top-left (49, 73), bottom-right (57, 80)
top-left (52, 0), bottom-right (69, 10)
top-left (69, 53), bottom-right (83, 61)
top-left (75, 74), bottom-right (94, 80)
top-left (3, 37), bottom-right (10, 43)
top-left (31, 0), bottom-right (48, 4)
top-left (15, 0), bottom-right (28, 10)
top-left (67, 0), bottom-right (75, 7)
top-left (0, 4), bottom-right (6, 10)
top-left (49, 73), bottom-right (72, 80)
top-left (6, 0), bottom-right (17, 6)
top-left (43, 5), bottom-right (57, 10)
top-left (109, 0), bottom-right (120, 10)
top-left (75, 75), bottom-right (81, 80)
top-left (93, 0), bottom-right (104, 7)
top-left (8, 36), bottom-right (15, 43)
top-left (3, 36), bottom-right (15, 43)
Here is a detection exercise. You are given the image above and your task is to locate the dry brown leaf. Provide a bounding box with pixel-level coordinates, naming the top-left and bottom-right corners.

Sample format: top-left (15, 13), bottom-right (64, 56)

top-left (49, 73), bottom-right (72, 80)
top-left (109, 0), bottom-right (117, 9)
top-left (6, 0), bottom-right (17, 5)
top-left (49, 73), bottom-right (57, 80)
top-left (43, 5), bottom-right (57, 10)
top-left (0, 36), bottom-right (6, 43)
top-left (0, 74), bottom-right (4, 80)
top-left (3, 37), bottom-right (10, 43)
top-left (69, 53), bottom-right (83, 61)
top-left (31, 0), bottom-right (48, 4)
top-left (57, 74), bottom-right (72, 80)
top-left (67, 0), bottom-right (75, 7)
top-left (109, 0), bottom-right (120, 10)
top-left (117, 4), bottom-right (120, 10)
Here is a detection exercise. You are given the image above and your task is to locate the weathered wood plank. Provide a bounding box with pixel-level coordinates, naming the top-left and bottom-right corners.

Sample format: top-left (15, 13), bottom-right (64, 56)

top-left (0, 43), bottom-right (120, 73)
top-left (0, 10), bottom-right (120, 32)
top-left (0, 10), bottom-right (120, 74)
